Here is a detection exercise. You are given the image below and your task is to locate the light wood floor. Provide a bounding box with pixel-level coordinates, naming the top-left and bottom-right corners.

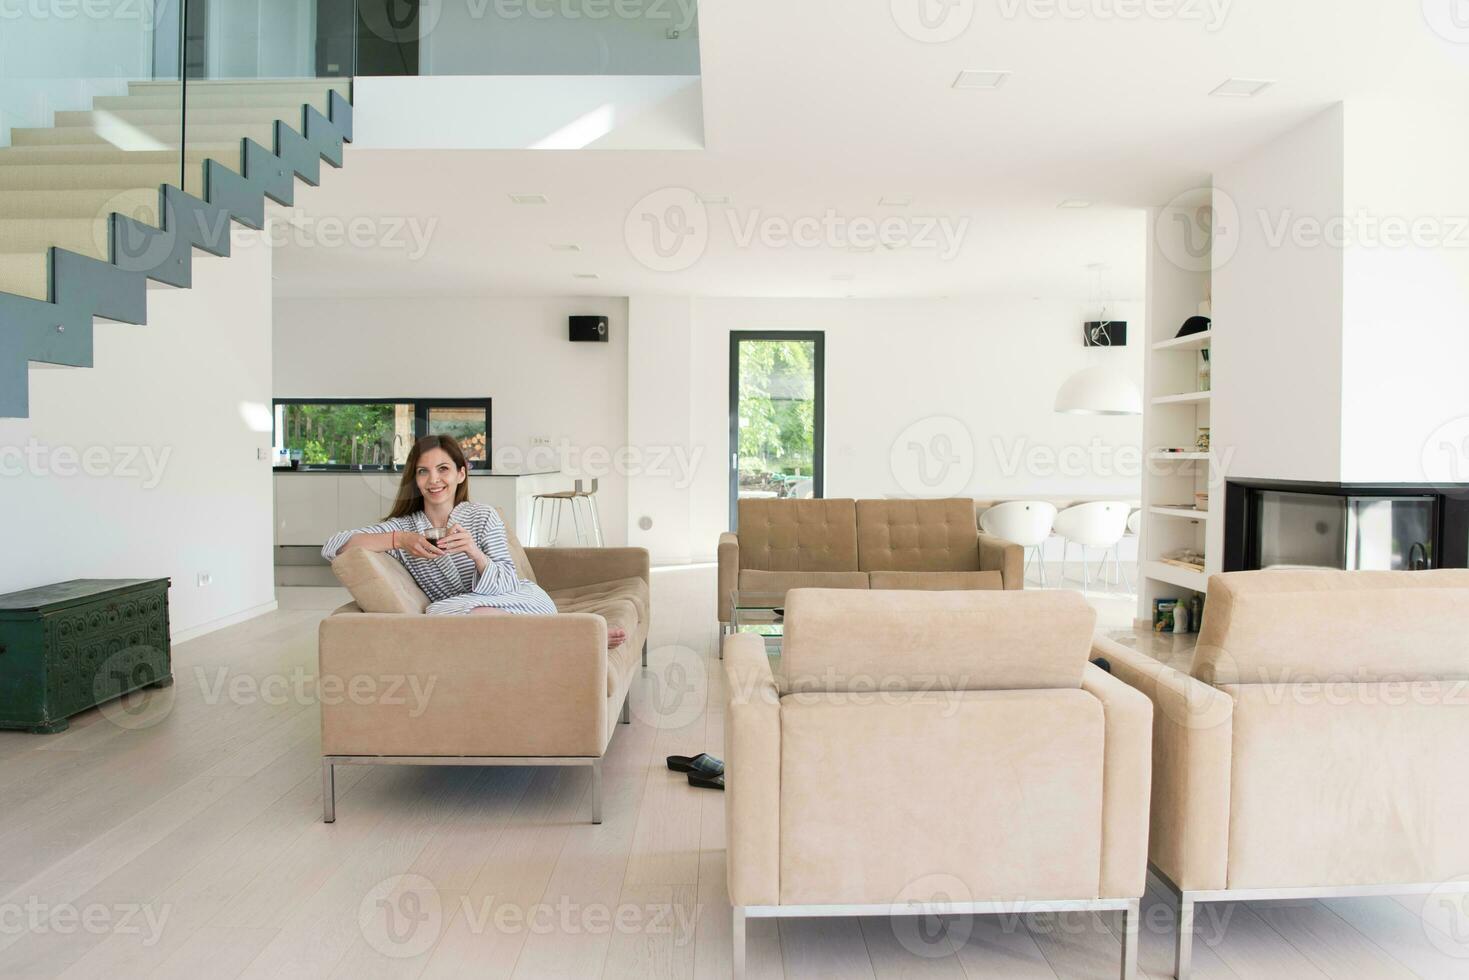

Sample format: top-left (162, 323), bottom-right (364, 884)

top-left (1, 566), bottom-right (1465, 979)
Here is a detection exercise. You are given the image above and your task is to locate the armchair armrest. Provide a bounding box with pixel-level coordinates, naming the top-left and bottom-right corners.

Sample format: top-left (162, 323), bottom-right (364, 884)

top-left (978, 532), bottom-right (1025, 590)
top-left (524, 547), bottom-right (649, 593)
top-left (724, 633), bottom-right (780, 906)
top-left (318, 612), bottom-right (609, 758)
top-left (718, 532), bottom-right (740, 622)
top-left (1095, 635), bottom-right (1234, 891)
top-left (1082, 663), bottom-right (1153, 898)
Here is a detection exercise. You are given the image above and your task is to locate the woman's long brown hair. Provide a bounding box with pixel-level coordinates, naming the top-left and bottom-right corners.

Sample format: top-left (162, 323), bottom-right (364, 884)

top-left (386, 435), bottom-right (471, 519)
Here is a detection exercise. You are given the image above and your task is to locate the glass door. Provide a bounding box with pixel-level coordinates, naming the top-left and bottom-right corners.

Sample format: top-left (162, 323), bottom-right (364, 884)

top-left (729, 332), bottom-right (824, 529)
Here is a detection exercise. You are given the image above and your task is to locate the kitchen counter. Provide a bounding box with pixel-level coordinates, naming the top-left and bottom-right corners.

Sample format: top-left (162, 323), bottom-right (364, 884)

top-left (274, 468), bottom-right (567, 548)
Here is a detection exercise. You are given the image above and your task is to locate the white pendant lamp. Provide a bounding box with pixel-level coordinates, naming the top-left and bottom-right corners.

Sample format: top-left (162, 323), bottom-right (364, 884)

top-left (1054, 366), bottom-right (1142, 416)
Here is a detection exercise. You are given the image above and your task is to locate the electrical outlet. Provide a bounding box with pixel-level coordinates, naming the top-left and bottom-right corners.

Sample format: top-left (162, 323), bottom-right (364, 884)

top-left (196, 572), bottom-right (212, 588)
top-left (531, 436), bottom-right (552, 447)
top-left (257, 447), bottom-right (270, 461)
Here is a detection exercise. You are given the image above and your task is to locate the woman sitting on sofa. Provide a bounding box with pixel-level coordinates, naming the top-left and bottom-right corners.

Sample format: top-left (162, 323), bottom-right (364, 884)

top-left (321, 435), bottom-right (627, 647)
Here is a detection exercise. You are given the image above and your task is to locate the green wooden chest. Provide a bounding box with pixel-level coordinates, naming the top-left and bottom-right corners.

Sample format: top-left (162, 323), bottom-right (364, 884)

top-left (0, 579), bottom-right (172, 734)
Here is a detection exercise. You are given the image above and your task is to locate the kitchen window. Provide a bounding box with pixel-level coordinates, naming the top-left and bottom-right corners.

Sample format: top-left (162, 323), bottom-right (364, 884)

top-left (272, 398), bottom-right (492, 469)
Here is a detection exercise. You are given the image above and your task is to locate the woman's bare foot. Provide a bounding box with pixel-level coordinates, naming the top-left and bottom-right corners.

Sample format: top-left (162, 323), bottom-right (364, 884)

top-left (607, 626), bottom-right (628, 649)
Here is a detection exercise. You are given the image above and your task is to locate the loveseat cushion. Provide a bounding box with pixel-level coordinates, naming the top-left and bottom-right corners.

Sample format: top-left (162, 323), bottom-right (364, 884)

top-left (330, 549), bottom-right (431, 614)
top-left (737, 498), bottom-right (859, 571)
top-left (855, 498), bottom-right (981, 572)
top-left (548, 576), bottom-right (650, 624)
top-left (1192, 569), bottom-right (1469, 685)
top-left (780, 588), bottom-right (1095, 694)
top-left (868, 570), bottom-right (1004, 591)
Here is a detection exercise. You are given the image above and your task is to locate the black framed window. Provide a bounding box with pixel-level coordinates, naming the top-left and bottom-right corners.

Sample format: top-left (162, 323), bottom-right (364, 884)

top-left (729, 331), bottom-right (825, 530)
top-left (272, 397), bottom-right (492, 469)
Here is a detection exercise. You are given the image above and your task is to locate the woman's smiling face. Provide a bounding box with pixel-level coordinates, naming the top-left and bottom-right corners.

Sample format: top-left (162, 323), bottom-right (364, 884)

top-left (415, 447), bottom-right (465, 505)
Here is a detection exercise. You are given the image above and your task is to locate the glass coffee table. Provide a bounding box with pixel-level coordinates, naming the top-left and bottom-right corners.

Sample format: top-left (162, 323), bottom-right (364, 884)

top-left (726, 590), bottom-right (787, 658)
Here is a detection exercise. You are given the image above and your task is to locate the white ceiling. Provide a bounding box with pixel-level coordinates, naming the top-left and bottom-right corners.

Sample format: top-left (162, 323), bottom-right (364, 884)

top-left (273, 0), bottom-right (1469, 301)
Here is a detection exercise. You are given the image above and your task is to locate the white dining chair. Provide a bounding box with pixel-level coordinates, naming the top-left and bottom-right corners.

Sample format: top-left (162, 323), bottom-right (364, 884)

top-left (979, 501), bottom-right (1058, 587)
top-left (1052, 501), bottom-right (1131, 591)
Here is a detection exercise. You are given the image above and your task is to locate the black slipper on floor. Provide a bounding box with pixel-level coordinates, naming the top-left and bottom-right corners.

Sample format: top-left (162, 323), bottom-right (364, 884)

top-left (687, 771), bottom-right (724, 791)
top-left (666, 753), bottom-right (724, 777)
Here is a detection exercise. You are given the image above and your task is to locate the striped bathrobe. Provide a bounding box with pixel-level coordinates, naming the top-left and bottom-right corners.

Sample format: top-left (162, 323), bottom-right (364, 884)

top-left (321, 501), bottom-right (557, 616)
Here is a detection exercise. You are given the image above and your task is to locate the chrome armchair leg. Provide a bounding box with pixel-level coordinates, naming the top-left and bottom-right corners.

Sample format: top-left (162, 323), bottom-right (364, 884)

top-left (1175, 894), bottom-right (1195, 979)
top-left (642, 640), bottom-right (648, 668)
top-left (322, 760), bottom-right (335, 823)
top-left (1121, 899), bottom-right (1140, 980)
top-left (620, 692), bottom-right (631, 724)
top-left (590, 759), bottom-right (603, 825)
top-left (732, 907), bottom-right (747, 980)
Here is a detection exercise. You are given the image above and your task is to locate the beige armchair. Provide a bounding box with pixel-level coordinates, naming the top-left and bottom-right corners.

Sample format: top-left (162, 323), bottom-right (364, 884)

top-left (724, 587), bottom-right (1152, 979)
top-left (318, 544), bottom-right (650, 826)
top-left (1102, 568), bottom-right (1469, 978)
top-left (718, 497), bottom-right (1025, 630)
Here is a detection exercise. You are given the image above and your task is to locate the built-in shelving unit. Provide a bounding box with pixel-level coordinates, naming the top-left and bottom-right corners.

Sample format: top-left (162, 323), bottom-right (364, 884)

top-left (1138, 190), bottom-right (1221, 630)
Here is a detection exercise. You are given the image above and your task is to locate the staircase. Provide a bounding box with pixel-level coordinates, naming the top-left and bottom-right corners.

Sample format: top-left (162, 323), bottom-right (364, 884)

top-left (0, 78), bottom-right (354, 418)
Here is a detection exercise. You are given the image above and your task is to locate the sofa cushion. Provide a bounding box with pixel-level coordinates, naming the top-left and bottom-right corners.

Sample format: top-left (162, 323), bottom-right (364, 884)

top-left (1192, 569), bottom-right (1469, 685)
top-left (738, 498), bottom-right (858, 572)
top-left (780, 588), bottom-right (1095, 694)
top-left (548, 576), bottom-right (650, 625)
top-left (494, 506), bottom-right (538, 584)
top-left (330, 549), bottom-right (430, 615)
top-left (737, 569), bottom-right (871, 593)
top-left (855, 498), bottom-right (980, 572)
top-left (868, 570), bottom-right (1004, 591)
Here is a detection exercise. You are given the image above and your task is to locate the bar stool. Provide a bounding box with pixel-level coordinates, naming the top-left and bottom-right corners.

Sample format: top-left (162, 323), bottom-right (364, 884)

top-left (528, 479), bottom-right (605, 547)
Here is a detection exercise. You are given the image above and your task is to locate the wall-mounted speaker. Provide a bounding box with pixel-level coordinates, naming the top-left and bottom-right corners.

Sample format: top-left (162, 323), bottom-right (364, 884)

top-left (569, 315), bottom-right (609, 343)
top-left (1083, 321), bottom-right (1127, 347)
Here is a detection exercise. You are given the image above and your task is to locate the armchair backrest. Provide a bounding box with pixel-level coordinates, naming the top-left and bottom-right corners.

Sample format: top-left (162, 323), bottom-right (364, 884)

top-left (1192, 569), bottom-right (1469, 685)
top-left (778, 587), bottom-right (1096, 695)
top-left (855, 498), bottom-right (981, 572)
top-left (737, 498), bottom-right (859, 571)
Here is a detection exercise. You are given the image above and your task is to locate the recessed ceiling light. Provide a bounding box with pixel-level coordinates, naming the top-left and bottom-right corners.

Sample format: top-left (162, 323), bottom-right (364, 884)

top-left (953, 69), bottom-right (1011, 90)
top-left (878, 195), bottom-right (913, 207)
top-left (509, 193), bottom-right (549, 205)
top-left (846, 243), bottom-right (876, 253)
top-left (831, 273), bottom-right (856, 281)
top-left (698, 193), bottom-right (730, 205)
top-left (549, 243), bottom-right (582, 252)
top-left (1209, 78), bottom-right (1274, 98)
top-left (572, 272), bottom-right (600, 280)
top-left (1058, 200), bottom-right (1092, 209)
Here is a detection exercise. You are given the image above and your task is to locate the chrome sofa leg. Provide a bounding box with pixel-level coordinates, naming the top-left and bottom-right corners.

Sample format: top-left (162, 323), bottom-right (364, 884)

top-left (322, 760), bottom-right (336, 823)
top-left (620, 693), bottom-right (631, 725)
top-left (1176, 894), bottom-right (1195, 979)
top-left (1121, 899), bottom-right (1140, 980)
top-left (732, 907), bottom-right (747, 980)
top-left (642, 640), bottom-right (648, 668)
top-left (590, 759), bottom-right (603, 824)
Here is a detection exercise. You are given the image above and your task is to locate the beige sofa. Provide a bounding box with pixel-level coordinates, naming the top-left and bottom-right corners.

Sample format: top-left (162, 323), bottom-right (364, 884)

top-left (318, 542), bottom-right (650, 825)
top-left (1100, 568), bottom-right (1469, 978)
top-left (724, 587), bottom-right (1152, 979)
top-left (717, 497), bottom-right (1024, 630)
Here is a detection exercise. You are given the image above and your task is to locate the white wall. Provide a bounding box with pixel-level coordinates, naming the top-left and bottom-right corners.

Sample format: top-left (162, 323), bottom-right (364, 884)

top-left (1212, 103), bottom-right (1346, 484)
top-left (272, 295), bottom-right (631, 546)
top-left (1340, 100), bottom-right (1469, 484)
top-left (0, 231), bottom-right (278, 640)
top-left (662, 295), bottom-right (1146, 561)
top-left (625, 296), bottom-right (696, 562)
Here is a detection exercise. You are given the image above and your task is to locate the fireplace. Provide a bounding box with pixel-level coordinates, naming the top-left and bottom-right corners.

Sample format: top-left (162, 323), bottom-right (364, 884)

top-left (1224, 480), bottom-right (1469, 572)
